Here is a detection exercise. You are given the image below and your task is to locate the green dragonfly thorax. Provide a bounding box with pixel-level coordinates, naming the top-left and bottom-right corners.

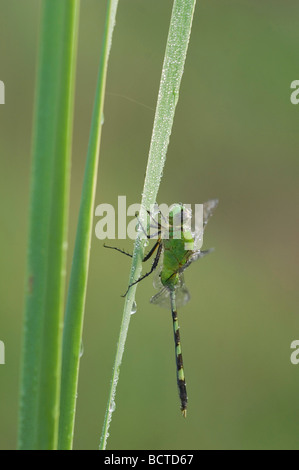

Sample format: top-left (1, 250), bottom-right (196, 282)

top-left (160, 228), bottom-right (195, 290)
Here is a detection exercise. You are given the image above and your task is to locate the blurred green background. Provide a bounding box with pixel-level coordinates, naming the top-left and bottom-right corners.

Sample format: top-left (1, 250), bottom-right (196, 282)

top-left (0, 0), bottom-right (299, 450)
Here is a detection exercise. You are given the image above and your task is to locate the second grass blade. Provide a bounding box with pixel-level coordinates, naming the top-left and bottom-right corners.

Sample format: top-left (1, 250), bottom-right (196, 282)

top-left (58, 0), bottom-right (119, 450)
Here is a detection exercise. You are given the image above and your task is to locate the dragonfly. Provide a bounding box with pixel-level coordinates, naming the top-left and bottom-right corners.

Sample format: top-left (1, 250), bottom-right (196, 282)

top-left (104, 199), bottom-right (218, 417)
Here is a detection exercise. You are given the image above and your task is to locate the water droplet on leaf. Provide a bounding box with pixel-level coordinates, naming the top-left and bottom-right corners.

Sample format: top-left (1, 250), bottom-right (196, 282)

top-left (79, 341), bottom-right (84, 358)
top-left (131, 301), bottom-right (137, 315)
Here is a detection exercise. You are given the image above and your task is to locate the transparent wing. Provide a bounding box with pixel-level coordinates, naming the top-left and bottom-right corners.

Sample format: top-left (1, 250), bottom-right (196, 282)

top-left (150, 274), bottom-right (190, 309)
top-left (150, 251), bottom-right (169, 308)
top-left (192, 199), bottom-right (218, 250)
top-left (150, 286), bottom-right (170, 309)
top-left (174, 275), bottom-right (191, 307)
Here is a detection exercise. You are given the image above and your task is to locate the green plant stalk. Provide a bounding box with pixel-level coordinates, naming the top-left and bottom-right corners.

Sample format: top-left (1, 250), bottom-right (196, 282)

top-left (99, 0), bottom-right (197, 450)
top-left (18, 0), bottom-right (80, 450)
top-left (37, 1), bottom-right (80, 450)
top-left (58, 0), bottom-right (119, 450)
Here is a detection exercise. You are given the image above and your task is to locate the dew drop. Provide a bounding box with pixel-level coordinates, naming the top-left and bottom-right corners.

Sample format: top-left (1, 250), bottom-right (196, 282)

top-left (131, 301), bottom-right (137, 315)
top-left (109, 400), bottom-right (116, 413)
top-left (79, 340), bottom-right (84, 358)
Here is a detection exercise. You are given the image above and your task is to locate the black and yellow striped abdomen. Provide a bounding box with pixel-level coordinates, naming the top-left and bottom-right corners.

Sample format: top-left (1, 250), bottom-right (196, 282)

top-left (170, 290), bottom-right (187, 417)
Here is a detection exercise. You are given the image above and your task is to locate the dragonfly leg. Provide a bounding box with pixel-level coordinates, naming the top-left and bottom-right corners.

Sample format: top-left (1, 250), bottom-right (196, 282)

top-left (104, 239), bottom-right (161, 262)
top-left (142, 239), bottom-right (161, 262)
top-left (146, 209), bottom-right (170, 231)
top-left (103, 243), bottom-right (132, 257)
top-left (135, 212), bottom-right (161, 240)
top-left (146, 210), bottom-right (160, 229)
top-left (121, 242), bottom-right (163, 297)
